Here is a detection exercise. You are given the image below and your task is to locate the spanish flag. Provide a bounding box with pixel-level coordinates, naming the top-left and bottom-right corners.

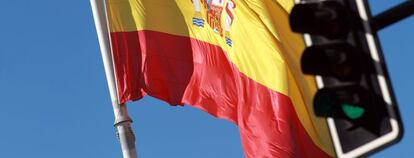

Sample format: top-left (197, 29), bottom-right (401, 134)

top-left (106, 0), bottom-right (334, 157)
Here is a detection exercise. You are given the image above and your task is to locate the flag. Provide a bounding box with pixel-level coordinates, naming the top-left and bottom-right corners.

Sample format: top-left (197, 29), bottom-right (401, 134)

top-left (106, 0), bottom-right (334, 157)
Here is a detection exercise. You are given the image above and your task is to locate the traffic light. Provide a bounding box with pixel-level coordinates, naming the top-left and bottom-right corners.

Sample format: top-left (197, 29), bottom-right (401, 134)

top-left (290, 0), bottom-right (403, 157)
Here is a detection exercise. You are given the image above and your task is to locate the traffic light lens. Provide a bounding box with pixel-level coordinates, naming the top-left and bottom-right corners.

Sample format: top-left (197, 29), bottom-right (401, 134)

top-left (289, 1), bottom-right (350, 38)
top-left (341, 103), bottom-right (365, 119)
top-left (301, 43), bottom-right (363, 81)
top-left (314, 92), bottom-right (336, 117)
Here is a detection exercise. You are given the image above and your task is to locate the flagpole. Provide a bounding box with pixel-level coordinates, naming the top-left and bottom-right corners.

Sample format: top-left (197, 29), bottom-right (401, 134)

top-left (90, 0), bottom-right (138, 158)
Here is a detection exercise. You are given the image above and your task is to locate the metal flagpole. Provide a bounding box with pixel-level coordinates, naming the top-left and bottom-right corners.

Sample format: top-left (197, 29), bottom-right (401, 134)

top-left (90, 0), bottom-right (138, 157)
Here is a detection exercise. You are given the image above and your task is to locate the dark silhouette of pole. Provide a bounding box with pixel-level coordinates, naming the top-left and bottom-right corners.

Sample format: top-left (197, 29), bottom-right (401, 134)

top-left (372, 1), bottom-right (414, 31)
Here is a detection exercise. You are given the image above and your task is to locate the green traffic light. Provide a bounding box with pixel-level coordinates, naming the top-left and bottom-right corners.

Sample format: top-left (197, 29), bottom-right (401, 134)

top-left (341, 103), bottom-right (365, 119)
top-left (314, 85), bottom-right (369, 120)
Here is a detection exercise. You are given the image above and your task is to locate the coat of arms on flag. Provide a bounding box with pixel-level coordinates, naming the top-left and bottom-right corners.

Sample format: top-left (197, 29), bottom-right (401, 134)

top-left (191, 0), bottom-right (236, 47)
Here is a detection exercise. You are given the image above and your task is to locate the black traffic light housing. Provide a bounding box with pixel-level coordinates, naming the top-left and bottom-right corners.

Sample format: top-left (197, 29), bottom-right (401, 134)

top-left (290, 0), bottom-right (402, 157)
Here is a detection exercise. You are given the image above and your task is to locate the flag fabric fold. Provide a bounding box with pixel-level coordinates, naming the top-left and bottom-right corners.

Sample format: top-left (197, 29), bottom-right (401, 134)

top-left (106, 0), bottom-right (334, 157)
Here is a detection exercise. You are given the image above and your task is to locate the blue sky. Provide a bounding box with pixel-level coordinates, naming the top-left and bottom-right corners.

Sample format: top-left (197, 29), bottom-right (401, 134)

top-left (0, 0), bottom-right (412, 157)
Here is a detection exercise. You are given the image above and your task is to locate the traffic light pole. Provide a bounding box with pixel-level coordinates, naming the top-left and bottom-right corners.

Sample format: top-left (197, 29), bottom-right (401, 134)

top-left (372, 1), bottom-right (414, 31)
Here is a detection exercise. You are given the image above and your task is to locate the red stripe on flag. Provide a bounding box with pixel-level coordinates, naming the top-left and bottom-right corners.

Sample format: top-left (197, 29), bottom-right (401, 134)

top-left (110, 30), bottom-right (331, 158)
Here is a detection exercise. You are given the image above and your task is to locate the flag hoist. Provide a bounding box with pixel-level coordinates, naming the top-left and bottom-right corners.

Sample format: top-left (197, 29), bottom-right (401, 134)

top-left (90, 0), bottom-right (137, 157)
